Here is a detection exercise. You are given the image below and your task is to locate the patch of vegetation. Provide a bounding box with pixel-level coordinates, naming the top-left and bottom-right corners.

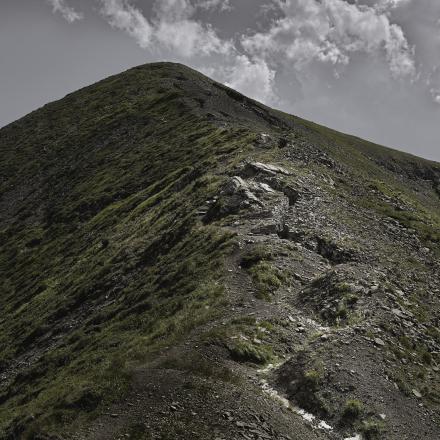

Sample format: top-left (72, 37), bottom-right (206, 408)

top-left (302, 369), bottom-right (322, 390)
top-left (303, 274), bottom-right (360, 325)
top-left (249, 261), bottom-right (285, 300)
top-left (202, 315), bottom-right (278, 367)
top-left (359, 418), bottom-right (385, 440)
top-left (240, 245), bottom-right (273, 268)
top-left (279, 352), bottom-right (329, 417)
top-left (240, 245), bottom-right (286, 300)
top-left (227, 340), bottom-right (273, 365)
top-left (258, 320), bottom-right (275, 332)
top-left (419, 346), bottom-right (433, 365)
top-left (426, 326), bottom-right (440, 343)
top-left (293, 366), bottom-right (329, 416)
top-left (388, 368), bottom-right (415, 398)
top-left (341, 399), bottom-right (364, 423)
top-left (159, 351), bottom-right (239, 384)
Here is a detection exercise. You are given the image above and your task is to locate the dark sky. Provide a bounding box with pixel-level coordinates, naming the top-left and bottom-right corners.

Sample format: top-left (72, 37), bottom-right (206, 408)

top-left (1, 0), bottom-right (439, 161)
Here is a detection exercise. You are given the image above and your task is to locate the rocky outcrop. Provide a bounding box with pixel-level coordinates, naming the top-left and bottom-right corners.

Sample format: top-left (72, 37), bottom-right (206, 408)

top-left (204, 162), bottom-right (296, 230)
top-left (241, 161), bottom-right (292, 177)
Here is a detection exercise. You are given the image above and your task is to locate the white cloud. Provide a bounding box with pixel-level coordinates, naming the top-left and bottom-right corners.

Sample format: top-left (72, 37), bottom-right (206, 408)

top-left (47, 0), bottom-right (83, 23)
top-left (99, 0), bottom-right (233, 57)
top-left (427, 66), bottom-right (440, 104)
top-left (199, 55), bottom-right (277, 107)
top-left (384, 24), bottom-right (415, 78)
top-left (96, 0), bottom-right (416, 82)
top-left (431, 91), bottom-right (440, 104)
top-left (99, 0), bottom-right (153, 48)
top-left (225, 56), bottom-right (276, 103)
top-left (44, 0), bottom-right (419, 90)
top-left (152, 0), bottom-right (233, 57)
top-left (153, 21), bottom-right (230, 57)
top-left (196, 0), bottom-right (233, 12)
top-left (241, 0), bottom-right (415, 78)
top-left (375, 0), bottom-right (413, 12)
top-left (152, 0), bottom-right (194, 22)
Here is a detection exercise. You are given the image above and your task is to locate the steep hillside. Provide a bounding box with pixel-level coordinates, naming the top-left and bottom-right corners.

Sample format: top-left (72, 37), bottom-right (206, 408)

top-left (1, 62), bottom-right (440, 440)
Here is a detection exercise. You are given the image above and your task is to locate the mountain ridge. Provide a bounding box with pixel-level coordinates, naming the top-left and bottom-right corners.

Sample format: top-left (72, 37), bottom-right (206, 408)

top-left (1, 62), bottom-right (440, 440)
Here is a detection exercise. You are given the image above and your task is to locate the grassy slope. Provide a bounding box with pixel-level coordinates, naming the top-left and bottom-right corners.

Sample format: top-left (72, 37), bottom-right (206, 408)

top-left (0, 63), bottom-right (254, 435)
top-left (0, 62), bottom-right (439, 437)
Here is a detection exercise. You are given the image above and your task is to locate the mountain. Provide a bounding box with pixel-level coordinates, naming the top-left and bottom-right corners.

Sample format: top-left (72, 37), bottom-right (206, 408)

top-left (1, 62), bottom-right (440, 440)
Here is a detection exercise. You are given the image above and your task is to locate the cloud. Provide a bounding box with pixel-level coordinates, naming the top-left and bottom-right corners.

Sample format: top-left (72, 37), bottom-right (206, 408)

top-left (44, 0), bottom-right (419, 87)
top-left (197, 56), bottom-right (277, 109)
top-left (375, 0), bottom-right (413, 12)
top-left (241, 0), bottom-right (415, 79)
top-left (99, 0), bottom-right (153, 48)
top-left (152, 0), bottom-right (233, 57)
top-left (96, 0), bottom-right (415, 80)
top-left (427, 66), bottom-right (440, 104)
top-left (47, 0), bottom-right (83, 23)
top-left (195, 0), bottom-right (233, 12)
top-left (98, 0), bottom-right (233, 57)
top-left (219, 56), bottom-right (276, 104)
top-left (432, 93), bottom-right (440, 104)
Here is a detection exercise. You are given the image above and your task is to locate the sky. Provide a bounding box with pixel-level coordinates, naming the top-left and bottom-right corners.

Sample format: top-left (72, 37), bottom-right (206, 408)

top-left (1, 0), bottom-right (439, 161)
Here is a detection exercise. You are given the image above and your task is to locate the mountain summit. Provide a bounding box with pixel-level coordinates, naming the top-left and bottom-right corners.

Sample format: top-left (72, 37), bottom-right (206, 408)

top-left (1, 62), bottom-right (440, 440)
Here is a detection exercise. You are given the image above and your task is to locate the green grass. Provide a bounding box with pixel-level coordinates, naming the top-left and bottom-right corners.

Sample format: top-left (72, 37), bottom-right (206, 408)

top-left (249, 261), bottom-right (285, 300)
top-left (240, 245), bottom-right (284, 300)
top-left (341, 399), bottom-right (364, 422)
top-left (240, 245), bottom-right (273, 268)
top-left (227, 340), bottom-right (273, 365)
top-left (303, 275), bottom-right (361, 325)
top-left (158, 351), bottom-right (239, 384)
top-left (359, 418), bottom-right (385, 440)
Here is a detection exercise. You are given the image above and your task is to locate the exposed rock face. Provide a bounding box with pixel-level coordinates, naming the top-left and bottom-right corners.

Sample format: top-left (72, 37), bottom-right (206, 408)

top-left (1, 62), bottom-right (440, 440)
top-left (242, 161), bottom-right (292, 177)
top-left (204, 163), bottom-right (294, 235)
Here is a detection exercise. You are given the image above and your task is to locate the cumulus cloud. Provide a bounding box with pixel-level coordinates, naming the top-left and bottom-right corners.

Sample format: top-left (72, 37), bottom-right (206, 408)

top-left (98, 0), bottom-right (233, 57)
top-left (152, 0), bottom-right (233, 57)
top-left (222, 56), bottom-right (276, 104)
top-left (46, 0), bottom-right (418, 86)
top-left (241, 0), bottom-right (415, 78)
top-left (47, 0), bottom-right (83, 23)
top-left (99, 0), bottom-right (153, 48)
